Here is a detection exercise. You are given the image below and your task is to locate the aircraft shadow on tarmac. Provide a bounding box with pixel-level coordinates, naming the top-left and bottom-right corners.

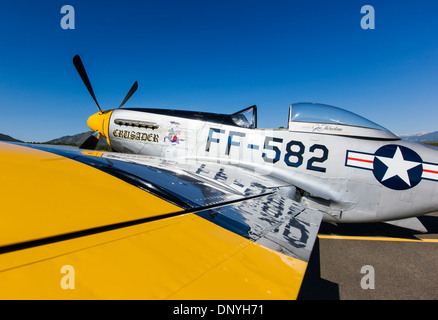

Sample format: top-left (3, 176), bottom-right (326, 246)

top-left (318, 215), bottom-right (438, 239)
top-left (297, 238), bottom-right (340, 300)
top-left (297, 215), bottom-right (438, 300)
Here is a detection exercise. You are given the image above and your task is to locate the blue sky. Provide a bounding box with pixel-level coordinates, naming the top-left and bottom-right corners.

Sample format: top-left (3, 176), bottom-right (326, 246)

top-left (0, 0), bottom-right (437, 142)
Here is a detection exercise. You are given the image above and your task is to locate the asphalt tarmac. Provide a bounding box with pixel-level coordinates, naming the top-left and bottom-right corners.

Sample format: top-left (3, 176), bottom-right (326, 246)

top-left (298, 212), bottom-right (438, 300)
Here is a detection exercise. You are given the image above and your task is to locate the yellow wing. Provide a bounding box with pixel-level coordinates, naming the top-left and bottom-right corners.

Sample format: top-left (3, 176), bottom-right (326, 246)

top-left (0, 142), bottom-right (322, 299)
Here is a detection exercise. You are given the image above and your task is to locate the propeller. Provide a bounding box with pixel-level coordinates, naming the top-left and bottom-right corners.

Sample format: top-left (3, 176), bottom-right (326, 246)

top-left (79, 131), bottom-right (101, 150)
top-left (73, 55), bottom-right (102, 113)
top-left (118, 81), bottom-right (138, 109)
top-left (73, 55), bottom-right (138, 150)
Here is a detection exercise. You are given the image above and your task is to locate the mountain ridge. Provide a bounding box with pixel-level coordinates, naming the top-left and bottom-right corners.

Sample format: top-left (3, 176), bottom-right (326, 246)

top-left (0, 131), bottom-right (109, 146)
top-left (397, 131), bottom-right (438, 142)
top-left (0, 133), bottom-right (23, 143)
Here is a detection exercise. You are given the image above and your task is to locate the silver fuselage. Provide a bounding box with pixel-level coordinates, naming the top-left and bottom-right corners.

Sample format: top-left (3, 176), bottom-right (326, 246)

top-left (104, 108), bottom-right (438, 224)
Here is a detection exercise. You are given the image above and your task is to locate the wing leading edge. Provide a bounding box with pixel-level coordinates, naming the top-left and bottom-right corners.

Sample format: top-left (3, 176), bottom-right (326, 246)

top-left (0, 142), bottom-right (322, 299)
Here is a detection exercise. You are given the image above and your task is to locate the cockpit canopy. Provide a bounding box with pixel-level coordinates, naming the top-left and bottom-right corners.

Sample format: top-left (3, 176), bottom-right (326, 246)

top-left (288, 103), bottom-right (399, 140)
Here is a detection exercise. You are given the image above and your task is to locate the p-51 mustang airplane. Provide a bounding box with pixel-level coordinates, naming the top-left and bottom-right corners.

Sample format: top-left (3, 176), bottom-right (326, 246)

top-left (0, 55), bottom-right (437, 299)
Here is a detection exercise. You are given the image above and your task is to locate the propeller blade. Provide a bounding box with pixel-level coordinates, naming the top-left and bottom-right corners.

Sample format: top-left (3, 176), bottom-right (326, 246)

top-left (73, 55), bottom-right (102, 113)
top-left (118, 81), bottom-right (138, 109)
top-left (80, 131), bottom-right (101, 150)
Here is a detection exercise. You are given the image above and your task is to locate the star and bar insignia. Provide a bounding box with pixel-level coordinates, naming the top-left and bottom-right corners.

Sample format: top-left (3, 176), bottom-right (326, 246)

top-left (345, 144), bottom-right (438, 190)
